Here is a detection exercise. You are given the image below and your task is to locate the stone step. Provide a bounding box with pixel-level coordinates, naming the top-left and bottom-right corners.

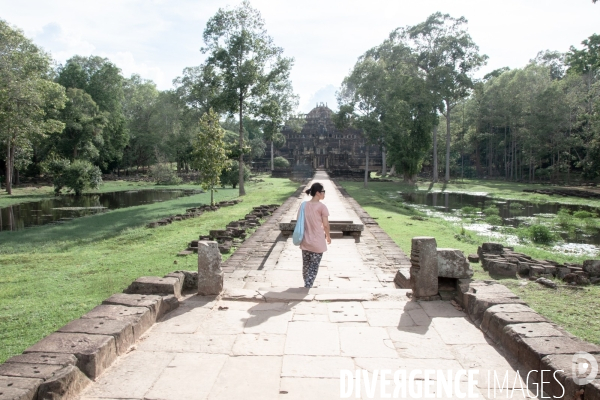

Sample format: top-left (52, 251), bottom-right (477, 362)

top-left (330, 230), bottom-right (343, 239)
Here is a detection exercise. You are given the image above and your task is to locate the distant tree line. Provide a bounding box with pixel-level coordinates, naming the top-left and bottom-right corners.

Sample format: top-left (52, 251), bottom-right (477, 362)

top-left (0, 0), bottom-right (297, 196)
top-left (337, 12), bottom-right (600, 185)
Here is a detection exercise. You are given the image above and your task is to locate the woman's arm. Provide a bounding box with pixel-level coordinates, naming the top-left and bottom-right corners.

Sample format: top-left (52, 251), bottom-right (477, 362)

top-left (322, 215), bottom-right (331, 244)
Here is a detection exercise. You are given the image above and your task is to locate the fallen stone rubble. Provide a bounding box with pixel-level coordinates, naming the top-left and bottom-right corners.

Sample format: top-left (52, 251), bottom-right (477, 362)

top-left (477, 242), bottom-right (600, 286)
top-left (146, 199), bottom-right (242, 228)
top-left (179, 204), bottom-right (279, 255)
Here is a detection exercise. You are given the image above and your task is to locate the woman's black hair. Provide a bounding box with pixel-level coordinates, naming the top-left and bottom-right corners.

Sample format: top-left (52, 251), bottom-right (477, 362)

top-left (305, 182), bottom-right (324, 196)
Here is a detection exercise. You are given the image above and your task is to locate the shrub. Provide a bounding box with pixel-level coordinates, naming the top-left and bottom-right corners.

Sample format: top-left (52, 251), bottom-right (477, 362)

top-left (273, 156), bottom-right (290, 169)
top-left (509, 202), bottom-right (523, 210)
top-left (557, 208), bottom-right (573, 227)
top-left (485, 215), bottom-right (503, 225)
top-left (574, 210), bottom-right (594, 219)
top-left (45, 159), bottom-right (102, 195)
top-left (220, 159), bottom-right (250, 188)
top-left (460, 206), bottom-right (478, 215)
top-left (483, 206), bottom-right (500, 216)
top-left (528, 224), bottom-right (554, 244)
top-left (149, 163), bottom-right (182, 185)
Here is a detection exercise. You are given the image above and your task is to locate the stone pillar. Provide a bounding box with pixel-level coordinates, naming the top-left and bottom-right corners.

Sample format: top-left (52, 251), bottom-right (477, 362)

top-left (410, 237), bottom-right (439, 300)
top-left (198, 241), bottom-right (223, 296)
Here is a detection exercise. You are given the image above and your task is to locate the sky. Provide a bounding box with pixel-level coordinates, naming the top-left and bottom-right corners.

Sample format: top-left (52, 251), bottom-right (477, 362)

top-left (2, 0), bottom-right (599, 113)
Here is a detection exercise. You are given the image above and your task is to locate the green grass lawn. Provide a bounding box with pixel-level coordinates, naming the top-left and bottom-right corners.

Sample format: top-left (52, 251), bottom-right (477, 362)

top-left (339, 179), bottom-right (600, 345)
top-left (0, 176), bottom-right (299, 363)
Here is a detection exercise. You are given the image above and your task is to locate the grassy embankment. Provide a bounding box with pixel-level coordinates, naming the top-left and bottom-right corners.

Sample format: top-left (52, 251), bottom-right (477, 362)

top-left (339, 179), bottom-right (600, 345)
top-left (0, 177), bottom-right (299, 363)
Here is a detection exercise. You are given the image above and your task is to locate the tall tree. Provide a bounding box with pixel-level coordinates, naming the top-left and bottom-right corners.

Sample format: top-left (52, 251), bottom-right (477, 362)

top-left (202, 0), bottom-right (294, 195)
top-left (0, 20), bottom-right (66, 194)
top-left (337, 55), bottom-right (386, 188)
top-left (256, 74), bottom-right (298, 170)
top-left (395, 12), bottom-right (487, 182)
top-left (54, 88), bottom-right (108, 161)
top-left (191, 109), bottom-right (229, 205)
top-left (56, 56), bottom-right (128, 171)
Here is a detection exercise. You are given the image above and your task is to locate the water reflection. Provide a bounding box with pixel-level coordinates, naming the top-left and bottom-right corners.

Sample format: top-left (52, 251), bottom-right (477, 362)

top-left (399, 191), bottom-right (600, 245)
top-left (0, 189), bottom-right (201, 231)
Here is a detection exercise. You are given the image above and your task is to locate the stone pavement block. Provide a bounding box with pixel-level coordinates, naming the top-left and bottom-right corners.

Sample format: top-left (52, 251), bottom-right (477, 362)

top-left (81, 304), bottom-right (155, 341)
top-left (451, 344), bottom-right (519, 389)
top-left (102, 293), bottom-right (162, 314)
top-left (58, 318), bottom-right (134, 355)
top-left (418, 301), bottom-right (466, 318)
top-left (432, 318), bottom-right (488, 345)
top-left (23, 332), bottom-right (116, 380)
top-left (292, 313), bottom-right (329, 322)
top-left (483, 311), bottom-right (547, 343)
top-left (151, 306), bottom-right (211, 334)
top-left (285, 322), bottom-right (340, 356)
top-left (215, 300), bottom-right (286, 312)
top-left (244, 310), bottom-right (293, 334)
top-left (339, 326), bottom-right (397, 358)
top-left (288, 302), bottom-right (328, 315)
top-left (124, 276), bottom-right (181, 297)
top-left (195, 310), bottom-right (249, 335)
top-left (260, 288), bottom-right (314, 302)
top-left (5, 353), bottom-right (77, 367)
top-left (407, 309), bottom-right (431, 326)
top-left (327, 302), bottom-right (367, 323)
top-left (361, 301), bottom-right (420, 310)
top-left (81, 351), bottom-right (174, 399)
top-left (315, 292), bottom-right (373, 301)
top-left (279, 377), bottom-right (341, 400)
top-left (364, 309), bottom-right (416, 328)
top-left (221, 288), bottom-right (264, 301)
top-left (541, 354), bottom-right (599, 400)
top-left (386, 326), bottom-right (455, 360)
top-left (144, 353), bottom-right (228, 400)
top-left (281, 355), bottom-right (354, 378)
top-left (136, 332), bottom-right (236, 354)
top-left (232, 333), bottom-right (286, 356)
top-left (353, 357), bottom-right (465, 378)
top-left (0, 362), bottom-right (66, 380)
top-left (36, 364), bottom-right (91, 400)
top-left (207, 356), bottom-right (282, 400)
top-left (515, 336), bottom-right (600, 382)
top-left (0, 376), bottom-right (43, 400)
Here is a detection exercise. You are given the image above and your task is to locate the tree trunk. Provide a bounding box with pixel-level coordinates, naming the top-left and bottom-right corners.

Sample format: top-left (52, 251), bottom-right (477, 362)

top-left (381, 145), bottom-right (387, 177)
top-left (238, 95), bottom-right (245, 196)
top-left (389, 164), bottom-right (395, 176)
top-left (5, 138), bottom-right (12, 195)
top-left (14, 169), bottom-right (19, 186)
top-left (270, 140), bottom-right (274, 171)
top-left (364, 145), bottom-right (369, 189)
top-left (432, 125), bottom-right (438, 182)
top-left (445, 101), bottom-right (451, 182)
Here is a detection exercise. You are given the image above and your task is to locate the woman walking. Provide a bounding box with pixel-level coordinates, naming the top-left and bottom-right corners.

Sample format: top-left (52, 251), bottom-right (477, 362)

top-left (299, 182), bottom-right (331, 288)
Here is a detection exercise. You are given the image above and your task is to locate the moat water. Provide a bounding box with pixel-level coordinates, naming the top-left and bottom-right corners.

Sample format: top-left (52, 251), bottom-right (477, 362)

top-left (0, 189), bottom-right (201, 231)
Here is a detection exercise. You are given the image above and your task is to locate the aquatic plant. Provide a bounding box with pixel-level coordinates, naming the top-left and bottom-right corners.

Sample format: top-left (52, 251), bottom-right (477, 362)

top-left (485, 215), bottom-right (503, 225)
top-left (528, 224), bottom-right (554, 244)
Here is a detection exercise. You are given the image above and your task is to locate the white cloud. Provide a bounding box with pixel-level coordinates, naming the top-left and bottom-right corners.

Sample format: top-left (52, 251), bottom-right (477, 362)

top-left (303, 85), bottom-right (339, 113)
top-left (2, 0), bottom-right (599, 110)
top-left (34, 22), bottom-right (96, 63)
top-left (103, 51), bottom-right (169, 89)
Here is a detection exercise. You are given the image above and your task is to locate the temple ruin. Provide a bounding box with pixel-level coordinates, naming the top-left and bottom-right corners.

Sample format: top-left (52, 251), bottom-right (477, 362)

top-left (264, 103), bottom-right (382, 176)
